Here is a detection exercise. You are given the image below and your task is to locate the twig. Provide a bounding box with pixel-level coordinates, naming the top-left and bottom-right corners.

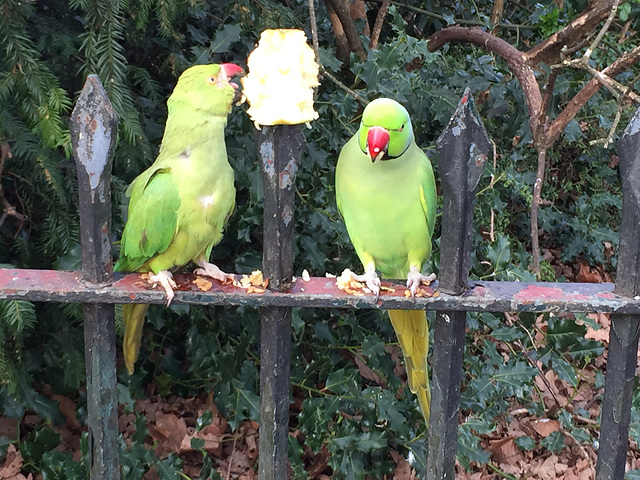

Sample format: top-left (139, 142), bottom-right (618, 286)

top-left (550, 0), bottom-right (640, 104)
top-left (545, 44), bottom-right (640, 146)
top-left (584, 0), bottom-right (620, 60)
top-left (0, 142), bottom-right (27, 232)
top-left (531, 148), bottom-right (547, 277)
top-left (516, 338), bottom-right (563, 407)
top-left (307, 0), bottom-right (320, 63)
top-left (226, 433), bottom-right (238, 479)
top-left (590, 71), bottom-right (640, 146)
top-left (320, 66), bottom-right (369, 106)
top-left (369, 0), bottom-right (391, 49)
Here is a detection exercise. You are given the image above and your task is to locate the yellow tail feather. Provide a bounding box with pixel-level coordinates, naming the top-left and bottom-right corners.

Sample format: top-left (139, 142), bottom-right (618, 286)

top-left (122, 303), bottom-right (150, 375)
top-left (388, 309), bottom-right (430, 422)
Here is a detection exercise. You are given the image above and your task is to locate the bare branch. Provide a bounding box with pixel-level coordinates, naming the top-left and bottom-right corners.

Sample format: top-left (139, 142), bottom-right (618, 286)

top-left (583, 0), bottom-right (620, 59)
top-left (545, 45), bottom-right (640, 146)
top-left (531, 148), bottom-right (548, 277)
top-left (369, 0), bottom-right (392, 49)
top-left (320, 66), bottom-right (369, 106)
top-left (524, 0), bottom-right (623, 66)
top-left (324, 0), bottom-right (367, 60)
top-left (0, 142), bottom-right (27, 232)
top-left (490, 0), bottom-right (505, 32)
top-left (307, 0), bottom-right (320, 63)
top-left (590, 71), bottom-right (640, 147)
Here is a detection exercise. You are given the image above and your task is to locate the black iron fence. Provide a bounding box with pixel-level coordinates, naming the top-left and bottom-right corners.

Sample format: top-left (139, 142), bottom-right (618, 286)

top-left (1, 75), bottom-right (639, 480)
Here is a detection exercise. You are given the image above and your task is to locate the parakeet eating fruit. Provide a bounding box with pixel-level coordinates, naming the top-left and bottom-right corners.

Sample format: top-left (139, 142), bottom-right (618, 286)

top-left (335, 98), bottom-right (437, 422)
top-left (114, 63), bottom-right (243, 375)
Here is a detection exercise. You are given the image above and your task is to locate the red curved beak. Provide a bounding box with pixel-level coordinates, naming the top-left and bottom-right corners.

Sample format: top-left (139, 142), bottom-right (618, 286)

top-left (367, 126), bottom-right (390, 162)
top-left (221, 63), bottom-right (244, 78)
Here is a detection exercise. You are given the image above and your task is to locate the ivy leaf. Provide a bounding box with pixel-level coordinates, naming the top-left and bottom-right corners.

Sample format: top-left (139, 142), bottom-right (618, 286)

top-left (41, 450), bottom-right (88, 478)
top-left (491, 325), bottom-right (522, 342)
top-left (540, 431), bottom-right (565, 452)
top-left (547, 317), bottom-right (586, 350)
top-left (333, 431), bottom-right (387, 451)
top-left (551, 355), bottom-right (578, 387)
top-left (485, 236), bottom-right (512, 271)
top-left (457, 423), bottom-right (490, 471)
top-left (325, 367), bottom-right (359, 396)
top-left (21, 426), bottom-right (62, 468)
top-left (209, 24), bottom-right (242, 54)
top-left (190, 437), bottom-right (205, 450)
top-left (196, 410), bottom-right (213, 431)
top-left (493, 362), bottom-right (538, 396)
top-left (155, 453), bottom-right (183, 479)
top-left (515, 436), bottom-right (536, 450)
top-left (228, 387), bottom-right (260, 429)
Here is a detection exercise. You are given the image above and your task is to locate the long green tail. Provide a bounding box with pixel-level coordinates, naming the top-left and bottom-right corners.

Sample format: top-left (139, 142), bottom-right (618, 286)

top-left (122, 303), bottom-right (150, 375)
top-left (388, 309), bottom-right (431, 422)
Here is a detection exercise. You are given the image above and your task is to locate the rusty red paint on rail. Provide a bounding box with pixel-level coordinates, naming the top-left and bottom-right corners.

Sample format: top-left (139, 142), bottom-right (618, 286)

top-left (514, 285), bottom-right (592, 301)
top-left (1, 268), bottom-right (639, 314)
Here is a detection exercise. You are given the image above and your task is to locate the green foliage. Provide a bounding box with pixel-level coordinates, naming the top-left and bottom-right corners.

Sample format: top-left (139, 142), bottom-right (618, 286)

top-left (0, 0), bottom-right (635, 477)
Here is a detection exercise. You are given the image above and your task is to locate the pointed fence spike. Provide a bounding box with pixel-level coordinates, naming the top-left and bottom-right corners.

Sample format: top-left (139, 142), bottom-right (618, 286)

top-left (70, 74), bottom-right (120, 480)
top-left (428, 89), bottom-right (490, 480)
top-left (595, 104), bottom-right (640, 480)
top-left (436, 87), bottom-right (491, 295)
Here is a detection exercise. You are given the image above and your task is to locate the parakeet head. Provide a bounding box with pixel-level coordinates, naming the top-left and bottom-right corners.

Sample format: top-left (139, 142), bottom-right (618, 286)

top-left (168, 63), bottom-right (244, 117)
top-left (357, 98), bottom-right (413, 162)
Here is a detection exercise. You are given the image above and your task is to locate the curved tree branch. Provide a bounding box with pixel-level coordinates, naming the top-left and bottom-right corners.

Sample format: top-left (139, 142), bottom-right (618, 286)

top-left (427, 0), bottom-right (639, 277)
top-left (428, 26), bottom-right (543, 145)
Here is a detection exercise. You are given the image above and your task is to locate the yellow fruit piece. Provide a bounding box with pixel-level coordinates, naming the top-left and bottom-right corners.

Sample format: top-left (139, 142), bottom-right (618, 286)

top-left (242, 29), bottom-right (319, 127)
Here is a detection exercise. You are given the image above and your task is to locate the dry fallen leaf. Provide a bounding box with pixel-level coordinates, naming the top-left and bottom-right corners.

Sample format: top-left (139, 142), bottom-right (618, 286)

top-left (0, 444), bottom-right (25, 480)
top-left (529, 418), bottom-right (561, 438)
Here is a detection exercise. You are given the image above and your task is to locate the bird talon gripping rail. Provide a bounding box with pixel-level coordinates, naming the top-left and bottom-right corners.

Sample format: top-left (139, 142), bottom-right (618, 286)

top-left (1, 77), bottom-right (639, 480)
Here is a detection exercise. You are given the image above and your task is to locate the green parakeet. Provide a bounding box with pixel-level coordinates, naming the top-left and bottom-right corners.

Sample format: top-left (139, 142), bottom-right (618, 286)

top-left (114, 63), bottom-right (243, 375)
top-left (335, 98), bottom-right (437, 422)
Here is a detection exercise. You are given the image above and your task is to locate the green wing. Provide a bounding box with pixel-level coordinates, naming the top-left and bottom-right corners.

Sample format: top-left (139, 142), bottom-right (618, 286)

top-left (417, 148), bottom-right (437, 240)
top-left (114, 167), bottom-right (180, 272)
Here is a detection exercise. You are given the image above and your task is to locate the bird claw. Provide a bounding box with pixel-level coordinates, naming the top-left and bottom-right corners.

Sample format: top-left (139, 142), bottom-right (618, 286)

top-left (148, 270), bottom-right (177, 306)
top-left (194, 261), bottom-right (236, 284)
top-left (406, 268), bottom-right (436, 297)
top-left (344, 267), bottom-right (381, 300)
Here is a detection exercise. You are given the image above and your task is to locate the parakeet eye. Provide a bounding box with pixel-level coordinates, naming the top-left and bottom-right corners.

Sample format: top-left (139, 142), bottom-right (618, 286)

top-left (207, 76), bottom-right (217, 84)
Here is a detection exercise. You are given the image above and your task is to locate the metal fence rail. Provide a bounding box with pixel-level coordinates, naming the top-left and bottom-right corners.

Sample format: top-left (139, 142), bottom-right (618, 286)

top-left (1, 75), bottom-right (639, 480)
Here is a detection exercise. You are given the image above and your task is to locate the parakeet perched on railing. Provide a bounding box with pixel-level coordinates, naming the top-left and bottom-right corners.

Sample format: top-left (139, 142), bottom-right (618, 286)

top-left (115, 63), bottom-right (243, 375)
top-left (335, 98), bottom-right (437, 421)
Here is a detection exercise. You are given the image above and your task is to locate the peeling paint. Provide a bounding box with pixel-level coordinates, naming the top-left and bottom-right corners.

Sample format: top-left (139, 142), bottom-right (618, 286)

top-left (279, 158), bottom-right (298, 189)
top-left (281, 204), bottom-right (293, 226)
top-left (260, 141), bottom-right (276, 179)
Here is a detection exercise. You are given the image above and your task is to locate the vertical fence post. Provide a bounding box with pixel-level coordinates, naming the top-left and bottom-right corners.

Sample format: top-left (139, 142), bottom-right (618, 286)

top-left (255, 125), bottom-right (305, 480)
top-left (70, 75), bottom-right (119, 480)
top-left (595, 106), bottom-right (640, 480)
top-left (427, 89), bottom-right (489, 480)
